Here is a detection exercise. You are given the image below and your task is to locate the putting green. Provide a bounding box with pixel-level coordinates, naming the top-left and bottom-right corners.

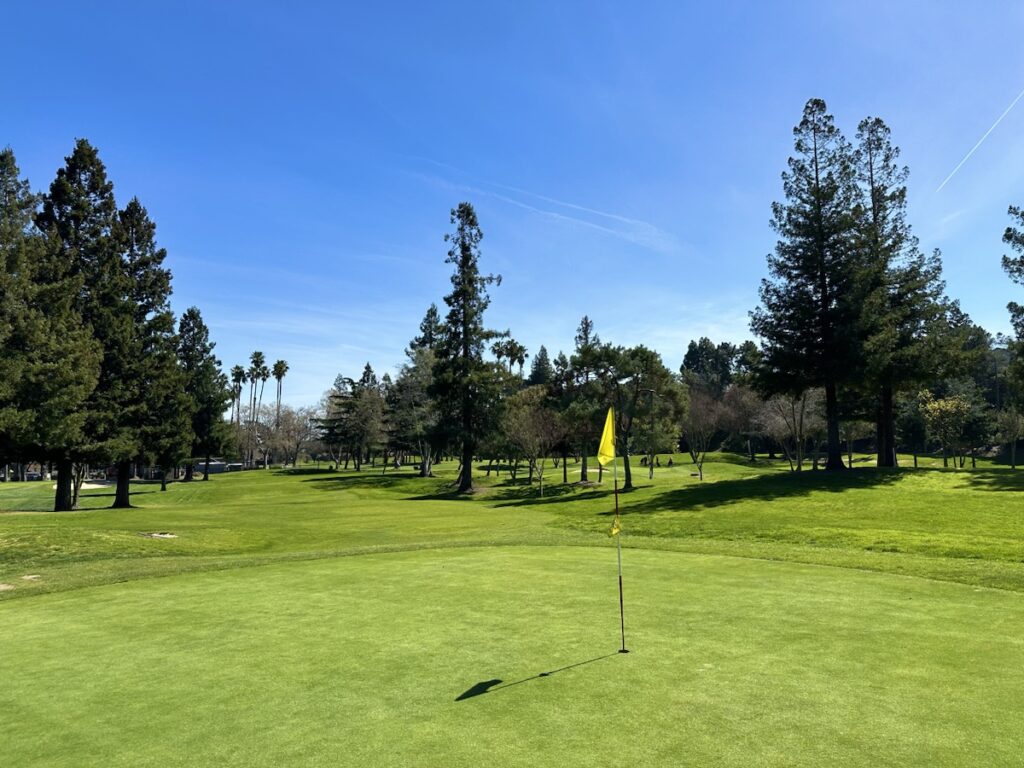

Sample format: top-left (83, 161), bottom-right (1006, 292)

top-left (3, 545), bottom-right (1022, 767)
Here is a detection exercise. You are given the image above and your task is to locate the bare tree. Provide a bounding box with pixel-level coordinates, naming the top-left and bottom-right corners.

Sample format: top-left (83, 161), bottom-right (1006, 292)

top-left (503, 386), bottom-right (566, 497)
top-left (274, 405), bottom-right (318, 466)
top-left (755, 390), bottom-right (824, 472)
top-left (683, 389), bottom-right (721, 480)
top-left (720, 384), bottom-right (762, 462)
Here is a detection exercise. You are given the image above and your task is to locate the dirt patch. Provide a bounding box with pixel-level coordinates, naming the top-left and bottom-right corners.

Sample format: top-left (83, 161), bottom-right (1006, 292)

top-left (139, 532), bottom-right (178, 539)
top-left (21, 574), bottom-right (40, 581)
top-left (0, 584), bottom-right (14, 592)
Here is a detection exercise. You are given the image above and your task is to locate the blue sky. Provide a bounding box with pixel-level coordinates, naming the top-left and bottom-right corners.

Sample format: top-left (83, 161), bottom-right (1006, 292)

top-left (3, 1), bottom-right (1024, 405)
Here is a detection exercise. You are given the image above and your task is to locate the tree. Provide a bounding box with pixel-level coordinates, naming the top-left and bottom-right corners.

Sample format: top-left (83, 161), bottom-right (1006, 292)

top-left (682, 390), bottom-right (721, 480)
top-left (569, 315), bottom-right (603, 483)
top-left (1001, 205), bottom-right (1024, 337)
top-left (178, 307), bottom-right (230, 480)
top-left (273, 405), bottom-right (318, 466)
top-left (854, 117), bottom-right (946, 467)
top-left (720, 384), bottom-right (762, 461)
top-left (595, 344), bottom-right (686, 490)
top-left (431, 202), bottom-right (502, 493)
top-left (920, 391), bottom-right (970, 468)
top-left (681, 338), bottom-right (736, 395)
top-left (246, 351), bottom-right (268, 466)
top-left (492, 336), bottom-right (527, 375)
top-left (389, 347), bottom-right (439, 477)
top-left (750, 99), bottom-right (860, 470)
top-left (503, 385), bottom-right (566, 496)
top-left (996, 406), bottom-right (1024, 469)
top-left (230, 365), bottom-right (246, 426)
top-left (0, 148), bottom-right (101, 508)
top-left (36, 139), bottom-right (136, 509)
top-left (409, 303), bottom-right (443, 352)
top-left (113, 197), bottom-right (191, 505)
top-left (528, 345), bottom-right (554, 386)
top-left (755, 390), bottom-right (824, 472)
top-left (272, 359), bottom-right (289, 429)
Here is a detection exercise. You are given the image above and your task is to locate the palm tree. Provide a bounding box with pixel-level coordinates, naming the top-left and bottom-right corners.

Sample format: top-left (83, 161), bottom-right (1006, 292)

top-left (230, 365), bottom-right (247, 426)
top-left (272, 359), bottom-right (289, 428)
top-left (247, 351), bottom-right (266, 465)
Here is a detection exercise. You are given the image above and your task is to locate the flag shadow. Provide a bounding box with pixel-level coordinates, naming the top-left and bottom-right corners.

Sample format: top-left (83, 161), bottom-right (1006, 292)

top-left (455, 652), bottom-right (619, 701)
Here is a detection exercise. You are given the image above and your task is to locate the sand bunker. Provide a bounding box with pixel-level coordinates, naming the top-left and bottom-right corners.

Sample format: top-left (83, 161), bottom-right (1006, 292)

top-left (139, 532), bottom-right (177, 539)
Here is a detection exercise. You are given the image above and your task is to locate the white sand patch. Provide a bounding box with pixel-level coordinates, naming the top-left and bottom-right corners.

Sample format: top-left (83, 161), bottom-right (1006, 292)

top-left (21, 574), bottom-right (40, 581)
top-left (51, 481), bottom-right (109, 491)
top-left (139, 532), bottom-right (177, 539)
top-left (0, 584), bottom-right (14, 592)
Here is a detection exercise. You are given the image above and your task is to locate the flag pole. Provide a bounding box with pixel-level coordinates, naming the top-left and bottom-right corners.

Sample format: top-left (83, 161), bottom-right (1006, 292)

top-left (613, 457), bottom-right (627, 654)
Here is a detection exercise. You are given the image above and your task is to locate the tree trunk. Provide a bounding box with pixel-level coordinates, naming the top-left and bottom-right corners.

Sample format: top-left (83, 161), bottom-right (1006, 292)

top-left (876, 385), bottom-right (897, 467)
top-left (1012, 441), bottom-right (1017, 470)
top-left (580, 449), bottom-right (589, 482)
top-left (823, 381), bottom-right (845, 470)
top-left (184, 462), bottom-right (194, 481)
top-left (160, 469), bottom-right (168, 492)
top-left (204, 455), bottom-right (211, 480)
top-left (458, 440), bottom-right (474, 492)
top-left (54, 459), bottom-right (74, 511)
top-left (562, 447), bottom-right (568, 484)
top-left (113, 461), bottom-right (132, 508)
top-left (73, 464), bottom-right (86, 507)
top-left (622, 453), bottom-right (632, 490)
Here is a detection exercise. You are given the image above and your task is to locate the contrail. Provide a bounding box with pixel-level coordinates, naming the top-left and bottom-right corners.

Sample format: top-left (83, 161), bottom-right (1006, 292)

top-left (936, 84), bottom-right (1024, 193)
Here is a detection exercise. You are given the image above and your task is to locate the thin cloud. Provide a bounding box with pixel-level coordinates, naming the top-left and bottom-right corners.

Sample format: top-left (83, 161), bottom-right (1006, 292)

top-left (935, 84), bottom-right (1024, 193)
top-left (404, 158), bottom-right (680, 253)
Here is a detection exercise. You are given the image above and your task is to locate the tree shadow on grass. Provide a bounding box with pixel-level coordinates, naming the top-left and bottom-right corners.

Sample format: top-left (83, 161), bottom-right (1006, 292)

top-left (617, 467), bottom-right (907, 516)
top-left (455, 652), bottom-right (618, 701)
top-left (956, 470), bottom-right (1024, 492)
top-left (78, 490), bottom-right (156, 499)
top-left (273, 467), bottom-right (342, 477)
top-left (301, 472), bottom-right (426, 489)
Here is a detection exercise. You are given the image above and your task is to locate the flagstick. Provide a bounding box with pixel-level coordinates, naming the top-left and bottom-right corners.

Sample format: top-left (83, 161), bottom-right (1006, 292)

top-left (613, 457), bottom-right (628, 654)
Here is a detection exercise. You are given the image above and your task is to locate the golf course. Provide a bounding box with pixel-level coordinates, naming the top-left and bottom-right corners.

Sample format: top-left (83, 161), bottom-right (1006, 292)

top-left (2, 457), bottom-right (1022, 767)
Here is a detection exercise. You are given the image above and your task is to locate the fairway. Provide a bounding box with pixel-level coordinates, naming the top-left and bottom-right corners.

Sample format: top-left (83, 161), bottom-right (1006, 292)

top-left (3, 462), bottom-right (1024, 767)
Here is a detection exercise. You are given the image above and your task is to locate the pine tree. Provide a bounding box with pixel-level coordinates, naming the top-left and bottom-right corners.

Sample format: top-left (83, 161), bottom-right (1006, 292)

top-left (409, 303), bottom-right (443, 351)
top-left (111, 197), bottom-right (190, 505)
top-left (0, 148), bottom-right (100, 508)
top-left (431, 202), bottom-right (502, 492)
top-left (36, 140), bottom-right (133, 508)
top-left (1002, 205), bottom-right (1024, 337)
top-left (751, 99), bottom-right (860, 470)
top-left (178, 307), bottom-right (230, 480)
top-left (528, 345), bottom-right (553, 385)
top-left (854, 117), bottom-right (946, 467)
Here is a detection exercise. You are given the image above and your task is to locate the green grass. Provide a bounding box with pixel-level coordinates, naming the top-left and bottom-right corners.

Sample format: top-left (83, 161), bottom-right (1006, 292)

top-left (2, 456), bottom-right (1024, 766)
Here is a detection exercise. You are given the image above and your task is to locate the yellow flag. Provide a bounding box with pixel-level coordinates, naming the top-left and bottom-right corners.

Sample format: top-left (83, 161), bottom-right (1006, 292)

top-left (597, 407), bottom-right (615, 467)
top-left (609, 516), bottom-right (621, 537)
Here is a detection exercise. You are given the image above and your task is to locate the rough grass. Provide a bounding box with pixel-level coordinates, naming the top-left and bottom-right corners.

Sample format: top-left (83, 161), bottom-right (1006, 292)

top-left (2, 455), bottom-right (1024, 766)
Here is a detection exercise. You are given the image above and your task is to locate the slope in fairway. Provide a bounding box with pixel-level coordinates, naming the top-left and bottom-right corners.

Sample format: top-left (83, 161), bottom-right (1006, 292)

top-left (3, 546), bottom-right (1023, 767)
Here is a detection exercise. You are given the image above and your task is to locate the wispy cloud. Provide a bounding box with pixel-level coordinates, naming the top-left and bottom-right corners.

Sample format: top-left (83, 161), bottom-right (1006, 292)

top-left (403, 158), bottom-right (680, 253)
top-left (935, 84), bottom-right (1024, 193)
